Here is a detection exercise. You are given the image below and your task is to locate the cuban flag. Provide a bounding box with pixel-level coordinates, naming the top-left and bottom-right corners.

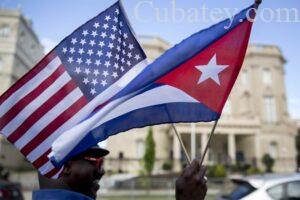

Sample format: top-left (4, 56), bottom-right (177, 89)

top-left (50, 3), bottom-right (259, 168)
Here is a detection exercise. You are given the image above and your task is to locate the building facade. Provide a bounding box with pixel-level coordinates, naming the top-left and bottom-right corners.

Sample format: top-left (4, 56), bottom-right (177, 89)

top-left (105, 36), bottom-right (298, 174)
top-left (0, 8), bottom-right (44, 169)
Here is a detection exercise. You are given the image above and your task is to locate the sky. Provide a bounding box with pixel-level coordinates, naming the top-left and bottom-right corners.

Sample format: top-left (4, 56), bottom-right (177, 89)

top-left (1, 0), bottom-right (300, 119)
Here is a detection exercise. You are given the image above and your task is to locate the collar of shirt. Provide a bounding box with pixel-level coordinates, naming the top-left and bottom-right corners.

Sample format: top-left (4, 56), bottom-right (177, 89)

top-left (32, 189), bottom-right (94, 200)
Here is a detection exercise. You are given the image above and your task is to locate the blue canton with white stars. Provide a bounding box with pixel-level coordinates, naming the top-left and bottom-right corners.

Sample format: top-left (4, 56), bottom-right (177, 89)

top-left (56, 2), bottom-right (146, 101)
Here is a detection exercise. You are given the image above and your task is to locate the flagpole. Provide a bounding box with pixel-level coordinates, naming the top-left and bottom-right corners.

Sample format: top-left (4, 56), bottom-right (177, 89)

top-left (171, 124), bottom-right (191, 165)
top-left (199, 120), bottom-right (219, 167)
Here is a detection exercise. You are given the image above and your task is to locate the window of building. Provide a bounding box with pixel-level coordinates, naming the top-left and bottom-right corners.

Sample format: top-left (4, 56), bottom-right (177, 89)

top-left (264, 96), bottom-right (277, 123)
top-left (269, 141), bottom-right (278, 159)
top-left (287, 181), bottom-right (300, 199)
top-left (267, 184), bottom-right (284, 200)
top-left (136, 139), bottom-right (145, 159)
top-left (223, 100), bottom-right (231, 115)
top-left (263, 68), bottom-right (272, 84)
top-left (0, 25), bottom-right (11, 37)
top-left (241, 70), bottom-right (248, 85)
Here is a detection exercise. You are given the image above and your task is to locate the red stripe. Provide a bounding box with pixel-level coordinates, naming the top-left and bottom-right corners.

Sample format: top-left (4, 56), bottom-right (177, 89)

top-left (44, 167), bottom-right (60, 178)
top-left (7, 80), bottom-right (77, 143)
top-left (33, 149), bottom-right (51, 168)
top-left (0, 65), bottom-right (65, 130)
top-left (0, 51), bottom-right (56, 106)
top-left (20, 96), bottom-right (88, 156)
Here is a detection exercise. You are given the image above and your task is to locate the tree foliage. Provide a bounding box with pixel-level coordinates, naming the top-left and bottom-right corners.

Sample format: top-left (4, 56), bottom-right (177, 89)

top-left (262, 154), bottom-right (275, 173)
top-left (143, 127), bottom-right (156, 175)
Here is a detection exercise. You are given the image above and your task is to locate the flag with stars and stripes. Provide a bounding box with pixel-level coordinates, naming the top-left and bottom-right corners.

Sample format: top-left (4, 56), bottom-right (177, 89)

top-left (0, 1), bottom-right (147, 178)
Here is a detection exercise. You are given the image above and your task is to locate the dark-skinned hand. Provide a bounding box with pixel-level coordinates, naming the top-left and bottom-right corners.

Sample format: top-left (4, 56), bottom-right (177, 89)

top-left (176, 159), bottom-right (207, 200)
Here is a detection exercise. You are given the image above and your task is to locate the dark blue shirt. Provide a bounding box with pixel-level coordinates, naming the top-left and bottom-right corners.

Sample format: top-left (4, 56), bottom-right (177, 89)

top-left (32, 189), bottom-right (94, 200)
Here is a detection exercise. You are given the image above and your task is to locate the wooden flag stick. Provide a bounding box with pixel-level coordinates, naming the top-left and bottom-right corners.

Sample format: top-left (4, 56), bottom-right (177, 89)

top-left (171, 123), bottom-right (191, 165)
top-left (199, 120), bottom-right (219, 167)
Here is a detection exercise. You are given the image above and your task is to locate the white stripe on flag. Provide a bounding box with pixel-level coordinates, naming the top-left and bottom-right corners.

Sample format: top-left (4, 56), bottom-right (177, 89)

top-left (93, 85), bottom-right (199, 128)
top-left (39, 160), bottom-right (55, 175)
top-left (26, 88), bottom-right (85, 162)
top-left (0, 57), bottom-right (61, 118)
top-left (2, 72), bottom-right (71, 136)
top-left (14, 87), bottom-right (83, 150)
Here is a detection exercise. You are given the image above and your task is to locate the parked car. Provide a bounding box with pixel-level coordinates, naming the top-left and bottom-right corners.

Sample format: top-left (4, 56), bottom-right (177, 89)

top-left (217, 173), bottom-right (300, 200)
top-left (0, 180), bottom-right (23, 200)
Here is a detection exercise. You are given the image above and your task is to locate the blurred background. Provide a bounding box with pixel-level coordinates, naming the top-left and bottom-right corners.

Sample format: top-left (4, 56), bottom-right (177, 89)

top-left (0, 0), bottom-right (299, 199)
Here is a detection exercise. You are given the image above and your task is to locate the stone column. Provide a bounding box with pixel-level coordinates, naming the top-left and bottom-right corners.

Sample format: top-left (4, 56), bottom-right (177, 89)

top-left (201, 133), bottom-right (208, 164)
top-left (173, 134), bottom-right (181, 171)
top-left (228, 134), bottom-right (236, 164)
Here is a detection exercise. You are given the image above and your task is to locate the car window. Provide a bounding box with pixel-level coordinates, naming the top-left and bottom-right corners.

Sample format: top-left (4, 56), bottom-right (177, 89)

top-left (225, 183), bottom-right (256, 200)
top-left (286, 181), bottom-right (300, 200)
top-left (267, 184), bottom-right (285, 200)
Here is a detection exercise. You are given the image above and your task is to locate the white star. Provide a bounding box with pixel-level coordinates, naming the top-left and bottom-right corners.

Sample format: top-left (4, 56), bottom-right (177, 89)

top-left (112, 25), bottom-right (117, 32)
top-left (94, 69), bottom-right (100, 76)
top-left (83, 78), bottom-right (89, 84)
top-left (84, 68), bottom-right (91, 75)
top-left (105, 15), bottom-right (111, 21)
top-left (121, 58), bottom-right (125, 63)
top-left (82, 30), bottom-right (88, 36)
top-left (101, 80), bottom-right (107, 86)
top-left (119, 21), bottom-right (123, 27)
top-left (114, 63), bottom-right (119, 69)
top-left (116, 46), bottom-right (121, 52)
top-left (112, 72), bottom-right (118, 78)
top-left (99, 41), bottom-right (105, 48)
top-left (95, 60), bottom-right (101, 66)
top-left (91, 79), bottom-right (98, 86)
top-left (106, 52), bottom-right (112, 58)
top-left (93, 22), bottom-right (100, 28)
top-left (75, 67), bottom-right (81, 74)
top-left (115, 54), bottom-right (120, 60)
top-left (71, 38), bottom-right (77, 44)
top-left (89, 40), bottom-right (95, 46)
top-left (115, 8), bottom-right (119, 15)
top-left (110, 34), bottom-right (116, 40)
top-left (90, 88), bottom-right (96, 95)
top-left (103, 23), bottom-right (109, 30)
top-left (87, 49), bottom-right (94, 56)
top-left (108, 43), bottom-right (114, 49)
top-left (100, 32), bottom-right (107, 38)
top-left (86, 59), bottom-right (92, 66)
top-left (69, 47), bottom-right (75, 54)
top-left (114, 17), bottom-right (118, 23)
top-left (91, 31), bottom-right (97, 37)
top-left (102, 71), bottom-right (109, 77)
top-left (120, 66), bottom-right (124, 72)
top-left (123, 33), bottom-right (128, 39)
top-left (104, 61), bottom-right (110, 68)
top-left (97, 50), bottom-right (103, 57)
top-left (128, 44), bottom-right (134, 50)
top-left (127, 52), bottom-right (132, 58)
top-left (80, 39), bottom-right (86, 45)
top-left (134, 54), bottom-right (141, 60)
top-left (78, 48), bottom-right (84, 55)
top-left (195, 54), bottom-right (228, 85)
top-left (62, 47), bottom-right (67, 54)
top-left (126, 60), bottom-right (131, 66)
top-left (76, 58), bottom-right (83, 64)
top-left (68, 57), bottom-right (73, 63)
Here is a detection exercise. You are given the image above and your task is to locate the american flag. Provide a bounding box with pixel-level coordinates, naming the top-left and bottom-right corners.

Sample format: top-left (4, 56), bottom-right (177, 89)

top-left (0, 1), bottom-right (147, 178)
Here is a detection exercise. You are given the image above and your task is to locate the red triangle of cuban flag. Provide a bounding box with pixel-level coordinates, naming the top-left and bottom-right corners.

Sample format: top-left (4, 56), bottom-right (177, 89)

top-left (156, 19), bottom-right (253, 114)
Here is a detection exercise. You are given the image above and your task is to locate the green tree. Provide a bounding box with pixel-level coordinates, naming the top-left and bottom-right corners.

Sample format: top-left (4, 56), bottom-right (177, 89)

top-left (262, 154), bottom-right (275, 173)
top-left (143, 126), bottom-right (156, 175)
top-left (296, 129), bottom-right (300, 171)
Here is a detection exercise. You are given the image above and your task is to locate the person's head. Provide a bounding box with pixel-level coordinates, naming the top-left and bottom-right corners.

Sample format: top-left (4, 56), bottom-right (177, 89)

top-left (38, 146), bottom-right (109, 199)
top-left (61, 146), bottom-right (109, 199)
